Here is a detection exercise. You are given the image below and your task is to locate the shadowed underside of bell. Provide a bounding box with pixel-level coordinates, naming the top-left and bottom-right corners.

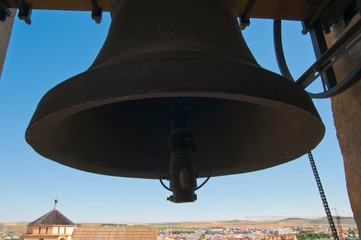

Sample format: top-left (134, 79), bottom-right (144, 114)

top-left (25, 0), bottom-right (325, 179)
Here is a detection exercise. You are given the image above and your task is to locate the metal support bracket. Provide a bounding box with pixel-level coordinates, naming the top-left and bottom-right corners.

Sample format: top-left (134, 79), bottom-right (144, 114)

top-left (91, 0), bottom-right (102, 24)
top-left (240, 0), bottom-right (256, 30)
top-left (0, 0), bottom-right (11, 22)
top-left (302, 0), bottom-right (334, 34)
top-left (301, 0), bottom-right (355, 35)
top-left (308, 21), bottom-right (338, 91)
top-left (13, 0), bottom-right (31, 24)
top-left (274, 17), bottom-right (361, 98)
top-left (299, 17), bottom-right (361, 98)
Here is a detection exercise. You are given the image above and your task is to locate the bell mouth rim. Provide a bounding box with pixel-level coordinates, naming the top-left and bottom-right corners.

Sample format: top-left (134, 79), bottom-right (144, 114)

top-left (26, 92), bottom-right (325, 179)
top-left (26, 58), bottom-right (325, 179)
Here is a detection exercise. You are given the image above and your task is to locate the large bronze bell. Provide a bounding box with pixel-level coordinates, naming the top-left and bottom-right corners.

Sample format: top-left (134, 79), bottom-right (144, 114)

top-left (26, 0), bottom-right (325, 202)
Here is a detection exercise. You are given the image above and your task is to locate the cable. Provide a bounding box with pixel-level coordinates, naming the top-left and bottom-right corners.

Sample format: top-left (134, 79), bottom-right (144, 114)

top-left (158, 147), bottom-right (172, 192)
top-left (195, 151), bottom-right (212, 190)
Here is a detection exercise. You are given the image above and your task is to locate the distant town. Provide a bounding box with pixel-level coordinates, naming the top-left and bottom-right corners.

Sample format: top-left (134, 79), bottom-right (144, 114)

top-left (157, 223), bottom-right (358, 240)
top-left (0, 202), bottom-right (358, 240)
top-left (1, 217), bottom-right (359, 240)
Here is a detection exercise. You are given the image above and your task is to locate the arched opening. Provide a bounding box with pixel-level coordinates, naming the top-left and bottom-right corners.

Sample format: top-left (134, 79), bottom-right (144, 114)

top-left (60, 237), bottom-right (66, 240)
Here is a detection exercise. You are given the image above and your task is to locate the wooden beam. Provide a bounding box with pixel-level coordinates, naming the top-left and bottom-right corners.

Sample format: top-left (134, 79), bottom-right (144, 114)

top-left (2, 0), bottom-right (319, 21)
top-left (236, 0), bottom-right (319, 20)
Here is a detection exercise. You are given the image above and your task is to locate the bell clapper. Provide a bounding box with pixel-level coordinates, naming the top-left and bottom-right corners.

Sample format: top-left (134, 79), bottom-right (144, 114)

top-left (167, 100), bottom-right (198, 203)
top-left (158, 100), bottom-right (212, 203)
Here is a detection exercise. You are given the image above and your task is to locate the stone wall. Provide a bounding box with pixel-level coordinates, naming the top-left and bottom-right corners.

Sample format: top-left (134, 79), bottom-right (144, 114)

top-left (0, 9), bottom-right (16, 79)
top-left (325, 14), bottom-right (361, 231)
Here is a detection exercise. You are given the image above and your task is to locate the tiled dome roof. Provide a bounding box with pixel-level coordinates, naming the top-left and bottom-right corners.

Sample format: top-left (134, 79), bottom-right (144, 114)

top-left (28, 209), bottom-right (75, 226)
top-left (28, 200), bottom-right (75, 226)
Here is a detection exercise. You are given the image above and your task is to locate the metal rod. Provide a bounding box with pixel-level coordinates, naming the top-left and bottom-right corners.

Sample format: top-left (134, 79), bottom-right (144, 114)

top-left (91, 0), bottom-right (102, 23)
top-left (13, 0), bottom-right (23, 14)
top-left (91, 0), bottom-right (100, 12)
top-left (273, 20), bottom-right (294, 81)
top-left (240, 0), bottom-right (256, 30)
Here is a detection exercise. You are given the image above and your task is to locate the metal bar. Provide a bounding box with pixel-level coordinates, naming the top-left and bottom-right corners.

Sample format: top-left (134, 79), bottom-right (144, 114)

top-left (240, 0), bottom-right (256, 30)
top-left (308, 152), bottom-right (340, 240)
top-left (309, 60), bottom-right (361, 98)
top-left (273, 20), bottom-right (294, 81)
top-left (297, 17), bottom-right (361, 88)
top-left (0, 0), bottom-right (11, 21)
top-left (13, 0), bottom-right (23, 13)
top-left (310, 21), bottom-right (337, 89)
top-left (91, 0), bottom-right (102, 23)
top-left (13, 0), bottom-right (31, 24)
top-left (320, 34), bottom-right (361, 75)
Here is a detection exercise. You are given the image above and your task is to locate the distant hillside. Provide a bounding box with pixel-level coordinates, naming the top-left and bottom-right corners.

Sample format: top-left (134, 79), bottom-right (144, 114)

top-left (1, 217), bottom-right (356, 233)
top-left (309, 217), bottom-right (356, 225)
top-left (0, 222), bottom-right (28, 233)
top-left (146, 217), bottom-right (357, 228)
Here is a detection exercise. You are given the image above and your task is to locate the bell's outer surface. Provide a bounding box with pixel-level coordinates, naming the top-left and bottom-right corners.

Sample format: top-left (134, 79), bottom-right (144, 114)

top-left (26, 0), bottom-right (325, 179)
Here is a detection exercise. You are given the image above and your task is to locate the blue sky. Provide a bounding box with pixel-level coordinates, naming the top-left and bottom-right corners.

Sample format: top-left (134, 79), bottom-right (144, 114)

top-left (0, 10), bottom-right (353, 223)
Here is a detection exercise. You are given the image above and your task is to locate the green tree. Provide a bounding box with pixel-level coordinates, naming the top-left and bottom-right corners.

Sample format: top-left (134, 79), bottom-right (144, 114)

top-left (297, 232), bottom-right (332, 240)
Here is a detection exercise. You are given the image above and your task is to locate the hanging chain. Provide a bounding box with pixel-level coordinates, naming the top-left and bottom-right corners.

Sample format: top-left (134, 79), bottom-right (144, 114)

top-left (308, 152), bottom-right (340, 240)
